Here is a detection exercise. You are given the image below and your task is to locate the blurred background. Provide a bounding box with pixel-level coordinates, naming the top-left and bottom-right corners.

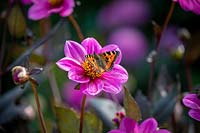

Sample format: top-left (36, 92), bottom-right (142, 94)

top-left (0, 0), bottom-right (200, 132)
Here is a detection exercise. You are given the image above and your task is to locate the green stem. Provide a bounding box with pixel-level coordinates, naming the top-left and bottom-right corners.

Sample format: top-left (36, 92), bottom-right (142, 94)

top-left (79, 94), bottom-right (87, 133)
top-left (68, 15), bottom-right (84, 41)
top-left (68, 13), bottom-right (86, 133)
top-left (156, 1), bottom-right (176, 50)
top-left (30, 80), bottom-right (47, 133)
top-left (148, 1), bottom-right (176, 100)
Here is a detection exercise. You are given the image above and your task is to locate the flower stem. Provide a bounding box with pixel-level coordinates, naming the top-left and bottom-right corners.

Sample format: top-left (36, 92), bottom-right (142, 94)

top-left (30, 80), bottom-right (47, 133)
top-left (147, 59), bottom-right (155, 101)
top-left (156, 1), bottom-right (176, 50)
top-left (68, 15), bottom-right (84, 41)
top-left (148, 1), bottom-right (176, 100)
top-left (68, 14), bottom-right (86, 133)
top-left (79, 94), bottom-right (87, 133)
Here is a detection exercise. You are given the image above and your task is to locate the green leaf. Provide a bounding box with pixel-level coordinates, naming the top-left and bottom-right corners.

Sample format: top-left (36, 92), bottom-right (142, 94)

top-left (123, 86), bottom-right (142, 121)
top-left (54, 105), bottom-right (103, 133)
top-left (45, 119), bottom-right (54, 133)
top-left (83, 112), bottom-right (103, 133)
top-left (54, 105), bottom-right (79, 133)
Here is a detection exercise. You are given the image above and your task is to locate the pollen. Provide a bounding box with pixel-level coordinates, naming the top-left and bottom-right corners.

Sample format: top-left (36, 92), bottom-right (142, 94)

top-left (82, 60), bottom-right (102, 79)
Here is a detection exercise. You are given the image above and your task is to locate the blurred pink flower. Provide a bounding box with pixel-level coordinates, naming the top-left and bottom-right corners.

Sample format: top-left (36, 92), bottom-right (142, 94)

top-left (108, 28), bottom-right (148, 65)
top-left (182, 93), bottom-right (200, 121)
top-left (28, 0), bottom-right (74, 20)
top-left (97, 0), bottom-right (150, 30)
top-left (160, 27), bottom-right (182, 52)
top-left (174, 0), bottom-right (200, 15)
top-left (108, 117), bottom-right (170, 133)
top-left (62, 81), bottom-right (90, 110)
top-left (56, 37), bottom-right (128, 96)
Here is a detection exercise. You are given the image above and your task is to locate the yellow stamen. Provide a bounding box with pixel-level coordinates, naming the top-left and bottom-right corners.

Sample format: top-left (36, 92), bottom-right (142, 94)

top-left (82, 60), bottom-right (102, 79)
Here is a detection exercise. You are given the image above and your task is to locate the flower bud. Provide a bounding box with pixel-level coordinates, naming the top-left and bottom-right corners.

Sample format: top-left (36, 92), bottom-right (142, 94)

top-left (12, 66), bottom-right (29, 85)
top-left (171, 44), bottom-right (185, 60)
top-left (112, 112), bottom-right (125, 127)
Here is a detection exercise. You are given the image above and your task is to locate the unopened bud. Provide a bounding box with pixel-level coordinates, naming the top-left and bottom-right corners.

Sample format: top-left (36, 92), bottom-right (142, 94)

top-left (12, 66), bottom-right (29, 85)
top-left (171, 44), bottom-right (185, 60)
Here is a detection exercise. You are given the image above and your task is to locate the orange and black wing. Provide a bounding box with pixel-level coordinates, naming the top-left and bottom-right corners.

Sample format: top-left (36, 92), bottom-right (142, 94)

top-left (99, 51), bottom-right (119, 71)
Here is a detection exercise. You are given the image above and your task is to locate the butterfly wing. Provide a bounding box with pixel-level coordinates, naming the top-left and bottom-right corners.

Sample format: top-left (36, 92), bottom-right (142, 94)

top-left (85, 54), bottom-right (105, 74)
top-left (99, 51), bottom-right (119, 71)
top-left (85, 51), bottom-right (119, 74)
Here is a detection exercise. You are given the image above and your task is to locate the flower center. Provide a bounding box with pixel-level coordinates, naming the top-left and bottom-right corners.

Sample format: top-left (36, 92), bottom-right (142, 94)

top-left (48, 0), bottom-right (63, 7)
top-left (82, 60), bottom-right (102, 79)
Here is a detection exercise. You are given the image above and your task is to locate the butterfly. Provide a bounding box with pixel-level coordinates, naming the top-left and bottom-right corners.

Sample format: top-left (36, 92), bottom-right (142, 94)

top-left (85, 51), bottom-right (120, 74)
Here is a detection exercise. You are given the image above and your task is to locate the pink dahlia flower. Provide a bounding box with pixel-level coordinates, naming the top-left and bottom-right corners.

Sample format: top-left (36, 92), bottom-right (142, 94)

top-left (108, 117), bottom-right (170, 133)
top-left (28, 0), bottom-right (74, 20)
top-left (174, 0), bottom-right (200, 15)
top-left (56, 37), bottom-right (128, 96)
top-left (182, 93), bottom-right (200, 121)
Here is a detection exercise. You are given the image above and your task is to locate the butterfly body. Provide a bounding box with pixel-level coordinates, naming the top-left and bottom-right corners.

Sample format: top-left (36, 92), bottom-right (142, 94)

top-left (83, 51), bottom-right (119, 79)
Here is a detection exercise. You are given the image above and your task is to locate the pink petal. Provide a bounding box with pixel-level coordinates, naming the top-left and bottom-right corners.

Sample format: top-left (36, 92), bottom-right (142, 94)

top-left (102, 80), bottom-right (122, 94)
top-left (100, 44), bottom-right (122, 64)
top-left (31, 0), bottom-right (45, 4)
top-left (68, 68), bottom-right (90, 83)
top-left (56, 57), bottom-right (81, 71)
top-left (81, 79), bottom-right (103, 95)
top-left (81, 37), bottom-right (102, 54)
top-left (28, 3), bottom-right (50, 20)
top-left (103, 64), bottom-right (128, 84)
top-left (64, 40), bottom-right (87, 63)
top-left (60, 0), bottom-right (75, 17)
top-left (182, 94), bottom-right (200, 110)
top-left (178, 0), bottom-right (200, 14)
top-left (48, 6), bottom-right (63, 14)
top-left (179, 0), bottom-right (193, 12)
top-left (191, 0), bottom-right (200, 14)
top-left (139, 118), bottom-right (158, 133)
top-left (188, 109), bottom-right (200, 121)
top-left (119, 117), bottom-right (139, 133)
